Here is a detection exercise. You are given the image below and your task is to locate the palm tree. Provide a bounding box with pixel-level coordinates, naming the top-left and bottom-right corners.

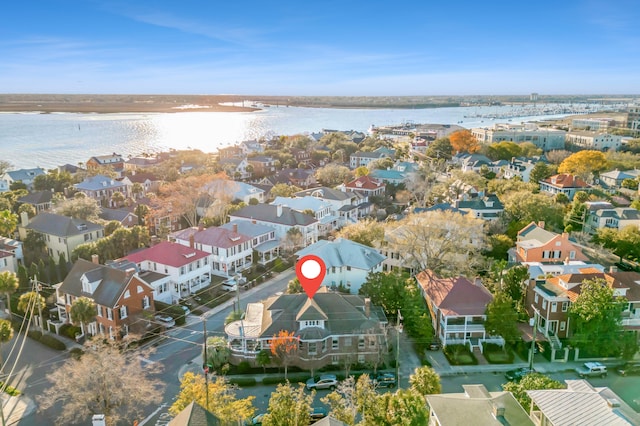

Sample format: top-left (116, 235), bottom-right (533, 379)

top-left (0, 210), bottom-right (18, 238)
top-left (0, 319), bottom-right (14, 372)
top-left (0, 271), bottom-right (19, 314)
top-left (18, 291), bottom-right (46, 331)
top-left (70, 296), bottom-right (96, 337)
top-left (131, 182), bottom-right (144, 200)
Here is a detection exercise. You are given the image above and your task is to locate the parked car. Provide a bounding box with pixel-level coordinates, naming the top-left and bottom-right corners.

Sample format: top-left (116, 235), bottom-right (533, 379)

top-left (309, 407), bottom-right (328, 423)
top-left (373, 373), bottom-right (397, 388)
top-left (155, 314), bottom-right (175, 328)
top-left (616, 362), bottom-right (640, 376)
top-left (306, 374), bottom-right (338, 391)
top-left (246, 413), bottom-right (264, 425)
top-left (222, 276), bottom-right (247, 292)
top-left (428, 340), bottom-right (441, 351)
top-left (504, 367), bottom-right (535, 382)
top-left (575, 362), bottom-right (607, 378)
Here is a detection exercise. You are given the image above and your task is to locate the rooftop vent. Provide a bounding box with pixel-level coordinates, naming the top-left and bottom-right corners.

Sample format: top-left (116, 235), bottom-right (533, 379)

top-left (607, 398), bottom-right (621, 408)
top-left (184, 252), bottom-right (196, 259)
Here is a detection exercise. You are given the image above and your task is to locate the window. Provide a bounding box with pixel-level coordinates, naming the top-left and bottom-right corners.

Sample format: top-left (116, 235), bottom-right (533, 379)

top-left (551, 302), bottom-right (557, 313)
top-left (97, 306), bottom-right (102, 317)
top-left (120, 306), bottom-right (128, 319)
top-left (332, 337), bottom-right (339, 350)
top-left (358, 336), bottom-right (365, 349)
top-left (344, 337), bottom-right (352, 347)
top-left (562, 302), bottom-right (569, 312)
top-left (553, 250), bottom-right (561, 258)
top-left (137, 285), bottom-right (143, 294)
top-left (107, 309), bottom-right (113, 320)
top-left (560, 321), bottom-right (566, 331)
top-left (542, 250), bottom-right (550, 259)
top-left (542, 299), bottom-right (547, 309)
top-left (180, 266), bottom-right (185, 275)
top-left (569, 251), bottom-right (576, 259)
top-left (309, 342), bottom-right (317, 354)
top-left (124, 290), bottom-right (131, 299)
top-left (347, 266), bottom-right (352, 271)
top-left (534, 293), bottom-right (539, 303)
top-left (142, 296), bottom-right (150, 309)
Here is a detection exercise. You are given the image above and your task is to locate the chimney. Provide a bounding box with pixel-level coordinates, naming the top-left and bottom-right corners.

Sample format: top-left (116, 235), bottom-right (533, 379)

top-left (537, 221), bottom-right (545, 229)
top-left (610, 265), bottom-right (618, 273)
top-left (474, 276), bottom-right (483, 286)
top-left (125, 268), bottom-right (136, 278)
top-left (492, 403), bottom-right (505, 418)
top-left (91, 254), bottom-right (99, 265)
top-left (364, 298), bottom-right (371, 318)
top-left (198, 222), bottom-right (204, 232)
top-left (92, 414), bottom-right (106, 426)
top-left (233, 223), bottom-right (238, 233)
top-left (276, 204), bottom-right (283, 217)
top-left (189, 234), bottom-right (195, 249)
top-left (561, 232), bottom-right (568, 239)
top-left (20, 211), bottom-right (29, 227)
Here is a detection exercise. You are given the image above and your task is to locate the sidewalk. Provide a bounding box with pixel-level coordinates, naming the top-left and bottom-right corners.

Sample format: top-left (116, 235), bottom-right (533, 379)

top-left (1, 392), bottom-right (36, 425)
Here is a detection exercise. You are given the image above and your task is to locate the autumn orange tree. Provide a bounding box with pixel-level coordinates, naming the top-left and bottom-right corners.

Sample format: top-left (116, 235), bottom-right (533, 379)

top-left (154, 172), bottom-right (226, 228)
top-left (449, 129), bottom-right (480, 153)
top-left (558, 150), bottom-right (608, 180)
top-left (270, 330), bottom-right (299, 379)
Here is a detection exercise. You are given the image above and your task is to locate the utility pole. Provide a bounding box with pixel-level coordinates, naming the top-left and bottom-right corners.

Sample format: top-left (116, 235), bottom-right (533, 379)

top-left (396, 310), bottom-right (403, 387)
top-left (235, 273), bottom-right (241, 315)
top-left (33, 276), bottom-right (44, 333)
top-left (202, 317), bottom-right (209, 410)
top-left (529, 305), bottom-right (539, 371)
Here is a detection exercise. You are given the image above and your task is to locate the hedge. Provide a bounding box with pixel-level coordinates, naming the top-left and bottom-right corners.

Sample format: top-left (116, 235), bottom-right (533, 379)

top-left (39, 334), bottom-right (67, 350)
top-left (228, 377), bottom-right (257, 387)
top-left (0, 381), bottom-right (21, 396)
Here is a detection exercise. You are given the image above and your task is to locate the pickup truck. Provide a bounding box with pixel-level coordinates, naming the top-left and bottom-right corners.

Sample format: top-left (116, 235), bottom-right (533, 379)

top-left (575, 362), bottom-right (607, 378)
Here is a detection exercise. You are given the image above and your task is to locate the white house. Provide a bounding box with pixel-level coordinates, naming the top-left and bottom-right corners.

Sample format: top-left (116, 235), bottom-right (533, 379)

top-left (229, 203), bottom-right (319, 247)
top-left (123, 241), bottom-right (213, 303)
top-left (271, 196), bottom-right (338, 236)
top-left (0, 167), bottom-right (45, 192)
top-left (295, 238), bottom-right (386, 294)
top-left (170, 224), bottom-right (253, 278)
top-left (220, 220), bottom-right (279, 265)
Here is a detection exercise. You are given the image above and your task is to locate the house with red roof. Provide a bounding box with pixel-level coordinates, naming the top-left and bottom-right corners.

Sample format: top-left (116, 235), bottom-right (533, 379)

top-left (170, 223), bottom-right (253, 278)
top-left (415, 270), bottom-right (498, 350)
top-left (539, 173), bottom-right (591, 201)
top-left (339, 176), bottom-right (385, 197)
top-left (525, 268), bottom-right (640, 345)
top-left (123, 241), bottom-right (212, 302)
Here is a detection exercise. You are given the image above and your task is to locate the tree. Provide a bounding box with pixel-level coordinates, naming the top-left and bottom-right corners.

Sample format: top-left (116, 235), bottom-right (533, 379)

top-left (449, 129), bottom-right (480, 153)
top-left (593, 226), bottom-right (640, 262)
top-left (359, 272), bottom-right (410, 317)
top-left (354, 166), bottom-right (370, 177)
top-left (270, 183), bottom-right (302, 198)
top-left (262, 382), bottom-right (313, 426)
top-left (502, 191), bottom-right (564, 233)
top-left (558, 150), bottom-right (608, 180)
top-left (502, 265), bottom-right (529, 306)
top-left (323, 375), bottom-right (378, 425)
top-left (545, 150), bottom-right (572, 165)
top-left (54, 196), bottom-right (101, 221)
top-left (130, 182), bottom-right (144, 199)
top-left (425, 137), bottom-right (453, 160)
top-left (0, 210), bottom-right (18, 237)
top-left (104, 220), bottom-right (122, 236)
top-left (0, 271), bottom-right (19, 314)
top-left (409, 366), bottom-right (441, 395)
top-left (365, 389), bottom-right (430, 426)
top-left (484, 141), bottom-right (522, 161)
top-left (569, 278), bottom-right (629, 357)
top-left (70, 296), bottom-right (96, 336)
top-left (270, 330), bottom-right (299, 379)
top-left (383, 210), bottom-right (486, 276)
top-left (315, 164), bottom-right (353, 187)
top-left (58, 252), bottom-right (68, 280)
top-left (204, 336), bottom-right (231, 374)
top-left (485, 234), bottom-right (514, 260)
top-left (286, 277), bottom-right (302, 294)
top-left (256, 350), bottom-right (271, 374)
top-left (335, 219), bottom-right (385, 247)
top-left (484, 292), bottom-right (520, 345)
top-left (17, 291), bottom-right (45, 315)
top-left (0, 160), bottom-right (12, 176)
top-left (502, 373), bottom-right (564, 409)
top-left (33, 169), bottom-right (72, 192)
top-left (283, 227), bottom-right (304, 254)
top-left (134, 203), bottom-right (149, 226)
top-left (529, 162), bottom-right (553, 184)
top-left (110, 191), bottom-right (125, 208)
top-left (39, 340), bottom-right (164, 425)
top-left (156, 173), bottom-right (224, 228)
top-left (0, 319), bottom-right (14, 373)
top-left (519, 142), bottom-right (543, 158)
top-left (17, 203), bottom-right (36, 219)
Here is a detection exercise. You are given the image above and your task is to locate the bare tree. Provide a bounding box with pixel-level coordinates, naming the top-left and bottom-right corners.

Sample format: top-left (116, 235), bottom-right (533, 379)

top-left (38, 341), bottom-right (164, 425)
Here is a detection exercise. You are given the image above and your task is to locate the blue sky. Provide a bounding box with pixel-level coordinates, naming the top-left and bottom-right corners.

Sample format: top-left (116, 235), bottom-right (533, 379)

top-left (1, 0), bottom-right (639, 95)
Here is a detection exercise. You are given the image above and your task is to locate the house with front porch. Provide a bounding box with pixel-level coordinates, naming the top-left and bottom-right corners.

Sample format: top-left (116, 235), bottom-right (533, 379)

top-left (585, 206), bottom-right (640, 234)
top-left (56, 258), bottom-right (155, 340)
top-left (339, 176), bottom-right (385, 198)
top-left (229, 204), bottom-right (318, 248)
top-left (74, 174), bottom-right (131, 207)
top-left (294, 187), bottom-right (366, 227)
top-left (271, 196), bottom-right (338, 237)
top-left (525, 268), bottom-right (640, 347)
top-left (295, 238), bottom-right (386, 294)
top-left (17, 190), bottom-right (53, 214)
top-left (170, 223), bottom-right (253, 278)
top-left (0, 167), bottom-right (45, 192)
top-left (416, 270), bottom-right (497, 351)
top-left (220, 220), bottom-right (279, 265)
top-left (539, 174), bottom-right (591, 201)
top-left (224, 289), bottom-right (388, 370)
top-left (122, 241), bottom-right (212, 303)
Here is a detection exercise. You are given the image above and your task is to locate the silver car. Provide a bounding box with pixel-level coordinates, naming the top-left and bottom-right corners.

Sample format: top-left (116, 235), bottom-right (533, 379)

top-left (305, 374), bottom-right (338, 390)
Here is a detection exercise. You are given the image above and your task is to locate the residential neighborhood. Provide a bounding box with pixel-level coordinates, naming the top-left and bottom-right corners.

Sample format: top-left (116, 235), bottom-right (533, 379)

top-left (2, 108), bottom-right (640, 425)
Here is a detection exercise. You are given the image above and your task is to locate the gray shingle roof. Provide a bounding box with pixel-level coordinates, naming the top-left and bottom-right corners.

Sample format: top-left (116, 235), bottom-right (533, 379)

top-left (230, 204), bottom-right (317, 226)
top-left (18, 190), bottom-right (53, 205)
top-left (295, 238), bottom-right (386, 270)
top-left (59, 259), bottom-right (139, 308)
top-left (24, 213), bottom-right (103, 237)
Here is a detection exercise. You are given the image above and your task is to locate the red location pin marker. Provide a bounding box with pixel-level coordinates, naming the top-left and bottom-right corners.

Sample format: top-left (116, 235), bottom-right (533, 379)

top-left (296, 255), bottom-right (326, 299)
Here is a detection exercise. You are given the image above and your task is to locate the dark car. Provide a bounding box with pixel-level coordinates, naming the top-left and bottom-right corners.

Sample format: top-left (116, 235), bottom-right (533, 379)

top-left (505, 367), bottom-right (534, 382)
top-left (616, 363), bottom-right (640, 376)
top-left (374, 373), bottom-right (397, 388)
top-left (309, 407), bottom-right (328, 423)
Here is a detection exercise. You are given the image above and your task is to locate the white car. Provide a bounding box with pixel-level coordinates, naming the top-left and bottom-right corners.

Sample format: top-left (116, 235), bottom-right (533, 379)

top-left (155, 314), bottom-right (175, 328)
top-left (221, 276), bottom-right (247, 292)
top-left (306, 374), bottom-right (338, 391)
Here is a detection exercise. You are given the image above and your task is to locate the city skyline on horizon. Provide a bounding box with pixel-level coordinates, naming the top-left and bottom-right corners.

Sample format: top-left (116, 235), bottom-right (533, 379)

top-left (2, 1), bottom-right (639, 96)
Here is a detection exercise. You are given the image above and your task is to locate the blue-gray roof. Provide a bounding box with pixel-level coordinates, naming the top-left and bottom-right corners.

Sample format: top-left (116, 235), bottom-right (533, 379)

top-left (295, 238), bottom-right (385, 270)
top-left (6, 168), bottom-right (45, 181)
top-left (75, 175), bottom-right (126, 191)
top-left (25, 212), bottom-right (103, 237)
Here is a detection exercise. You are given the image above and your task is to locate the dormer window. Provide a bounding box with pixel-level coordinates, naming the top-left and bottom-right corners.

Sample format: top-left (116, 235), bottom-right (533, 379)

top-left (300, 320), bottom-right (324, 330)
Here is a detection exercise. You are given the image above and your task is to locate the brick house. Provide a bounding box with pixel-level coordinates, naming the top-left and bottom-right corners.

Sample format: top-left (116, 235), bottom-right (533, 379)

top-left (224, 288), bottom-right (388, 370)
top-left (539, 174), bottom-right (591, 201)
top-left (56, 258), bottom-right (155, 340)
top-left (525, 268), bottom-right (640, 347)
top-left (508, 222), bottom-right (588, 264)
top-left (339, 176), bottom-right (385, 198)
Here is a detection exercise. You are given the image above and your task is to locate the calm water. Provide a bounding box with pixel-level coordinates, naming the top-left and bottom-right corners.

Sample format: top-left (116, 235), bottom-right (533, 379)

top-left (0, 104), bottom-right (601, 170)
